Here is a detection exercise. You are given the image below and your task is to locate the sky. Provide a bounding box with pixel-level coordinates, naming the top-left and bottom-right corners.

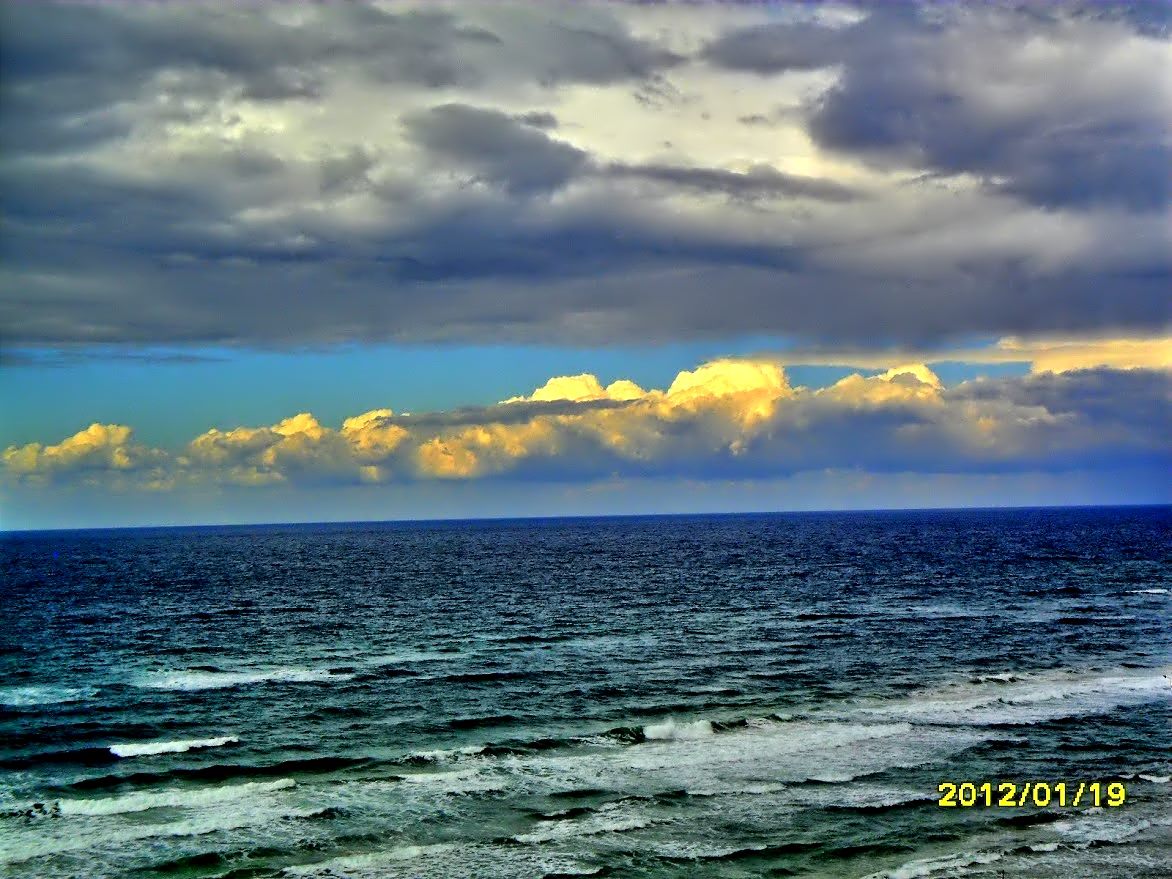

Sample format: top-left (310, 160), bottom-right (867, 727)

top-left (1, 0), bottom-right (1169, 530)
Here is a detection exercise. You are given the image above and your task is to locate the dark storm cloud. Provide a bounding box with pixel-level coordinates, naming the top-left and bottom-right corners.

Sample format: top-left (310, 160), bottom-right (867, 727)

top-left (702, 19), bottom-right (855, 74)
top-left (402, 103), bottom-right (858, 200)
top-left (705, 4), bottom-right (1171, 211)
top-left (605, 161), bottom-right (858, 202)
top-left (402, 104), bottom-right (589, 195)
top-left (0, 1), bottom-right (1169, 350)
top-left (0, 1), bottom-right (678, 155)
top-left (952, 367), bottom-right (1172, 443)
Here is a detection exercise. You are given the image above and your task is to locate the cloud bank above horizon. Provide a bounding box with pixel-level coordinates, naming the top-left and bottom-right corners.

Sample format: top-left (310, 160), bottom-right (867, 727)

top-left (6, 345), bottom-right (1169, 498)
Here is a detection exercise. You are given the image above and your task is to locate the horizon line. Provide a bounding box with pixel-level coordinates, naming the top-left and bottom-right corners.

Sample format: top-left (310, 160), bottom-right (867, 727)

top-left (3, 501), bottom-right (1168, 537)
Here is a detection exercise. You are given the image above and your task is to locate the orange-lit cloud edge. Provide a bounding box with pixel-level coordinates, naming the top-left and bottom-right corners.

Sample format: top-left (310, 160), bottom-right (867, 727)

top-left (4, 336), bottom-right (1169, 491)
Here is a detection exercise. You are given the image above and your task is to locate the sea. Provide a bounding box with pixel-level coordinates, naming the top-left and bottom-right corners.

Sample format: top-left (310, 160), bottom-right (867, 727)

top-left (1, 507), bottom-right (1169, 879)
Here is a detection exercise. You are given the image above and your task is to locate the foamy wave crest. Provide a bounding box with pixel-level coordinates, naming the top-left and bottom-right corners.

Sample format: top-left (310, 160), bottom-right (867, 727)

top-left (644, 719), bottom-right (714, 741)
top-left (400, 767), bottom-right (507, 794)
top-left (2, 796), bottom-right (317, 865)
top-left (864, 850), bottom-right (1003, 879)
top-left (282, 844), bottom-right (458, 874)
top-left (139, 667), bottom-right (351, 691)
top-left (520, 718), bottom-right (961, 807)
top-left (57, 778), bottom-right (294, 816)
top-left (0, 685), bottom-right (96, 706)
top-left (1138, 774), bottom-right (1170, 783)
top-left (514, 801), bottom-right (658, 843)
top-left (280, 844), bottom-right (592, 879)
top-left (804, 784), bottom-right (935, 811)
top-left (108, 735), bottom-right (238, 758)
top-left (1051, 808), bottom-right (1172, 846)
top-left (1126, 588), bottom-right (1169, 595)
top-left (853, 667), bottom-right (1171, 727)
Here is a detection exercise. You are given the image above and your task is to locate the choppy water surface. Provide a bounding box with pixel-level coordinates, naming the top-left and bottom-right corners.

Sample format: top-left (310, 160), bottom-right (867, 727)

top-left (2, 507), bottom-right (1170, 878)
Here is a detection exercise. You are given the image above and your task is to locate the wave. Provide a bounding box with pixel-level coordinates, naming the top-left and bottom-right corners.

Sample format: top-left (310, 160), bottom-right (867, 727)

top-left (280, 845), bottom-right (458, 876)
top-left (109, 735), bottom-right (238, 758)
top-left (351, 666), bottom-right (421, 681)
top-left (824, 842), bottom-right (917, 860)
top-left (0, 746), bottom-right (119, 769)
top-left (475, 737), bottom-right (571, 758)
top-left (144, 847), bottom-right (286, 874)
top-left (399, 766), bottom-right (508, 795)
top-left (513, 800), bottom-right (657, 843)
top-left (444, 714), bottom-right (524, 731)
top-left (823, 795), bottom-right (936, 815)
top-left (56, 778), bottom-right (295, 817)
top-left (0, 685), bottom-right (96, 707)
top-left (1051, 808), bottom-right (1172, 847)
top-left (863, 850), bottom-right (1004, 879)
top-left (505, 715), bottom-right (969, 811)
top-left (643, 719), bottom-right (713, 741)
top-left (995, 810), bottom-right (1066, 828)
top-left (500, 632), bottom-right (580, 645)
top-left (437, 670), bottom-right (545, 685)
top-left (137, 666), bottom-right (352, 691)
top-left (2, 797), bottom-right (323, 867)
top-left (549, 788), bottom-right (611, 800)
top-left (71, 754), bottom-right (371, 791)
top-left (533, 805), bottom-right (595, 821)
top-left (659, 841), bottom-right (821, 864)
top-left (850, 666), bottom-right (1171, 728)
top-left (1126, 588), bottom-right (1169, 595)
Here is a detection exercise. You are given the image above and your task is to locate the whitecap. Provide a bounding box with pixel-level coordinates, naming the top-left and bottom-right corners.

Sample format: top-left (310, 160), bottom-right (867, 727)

top-left (56, 778), bottom-right (294, 817)
top-left (282, 844), bottom-right (458, 874)
top-left (643, 719), bottom-right (714, 741)
top-left (137, 667), bottom-right (351, 691)
top-left (399, 767), bottom-right (507, 794)
top-left (109, 736), bottom-right (238, 758)
top-left (851, 666), bottom-right (1171, 728)
top-left (0, 684), bottom-right (96, 706)
top-left (514, 801), bottom-right (658, 843)
top-left (864, 850), bottom-right (1003, 879)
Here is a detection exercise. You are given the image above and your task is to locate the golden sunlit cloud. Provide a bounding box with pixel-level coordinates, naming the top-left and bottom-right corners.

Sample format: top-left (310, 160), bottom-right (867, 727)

top-left (5, 348), bottom-right (1168, 492)
top-left (754, 335), bottom-right (1172, 374)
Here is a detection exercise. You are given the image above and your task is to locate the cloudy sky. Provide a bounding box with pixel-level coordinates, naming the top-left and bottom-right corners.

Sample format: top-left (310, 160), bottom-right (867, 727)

top-left (1, 0), bottom-right (1169, 529)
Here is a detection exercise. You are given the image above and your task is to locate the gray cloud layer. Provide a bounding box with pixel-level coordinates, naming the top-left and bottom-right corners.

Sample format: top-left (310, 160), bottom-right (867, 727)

top-left (1, 1), bottom-right (1169, 350)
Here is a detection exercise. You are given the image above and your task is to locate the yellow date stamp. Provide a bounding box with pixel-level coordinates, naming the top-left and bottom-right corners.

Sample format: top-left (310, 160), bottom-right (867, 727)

top-left (938, 781), bottom-right (1126, 808)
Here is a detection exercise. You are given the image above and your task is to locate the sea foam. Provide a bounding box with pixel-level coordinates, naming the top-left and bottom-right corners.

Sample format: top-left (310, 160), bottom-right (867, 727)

top-left (643, 719), bottom-right (714, 740)
top-left (0, 685), bottom-right (96, 706)
top-left (138, 667), bottom-right (352, 691)
top-left (109, 736), bottom-right (239, 758)
top-left (56, 777), bottom-right (295, 816)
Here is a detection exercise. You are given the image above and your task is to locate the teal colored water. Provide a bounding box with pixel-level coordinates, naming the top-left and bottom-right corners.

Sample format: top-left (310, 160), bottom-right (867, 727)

top-left (1, 508), bottom-right (1170, 878)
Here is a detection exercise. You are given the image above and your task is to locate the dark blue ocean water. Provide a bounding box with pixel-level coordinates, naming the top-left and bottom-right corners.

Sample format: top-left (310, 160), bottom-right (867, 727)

top-left (1, 507), bottom-right (1170, 878)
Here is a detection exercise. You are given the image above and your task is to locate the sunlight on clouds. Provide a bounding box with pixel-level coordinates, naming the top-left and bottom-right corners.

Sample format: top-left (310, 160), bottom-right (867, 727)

top-left (997, 337), bottom-right (1172, 374)
top-left (417, 421), bottom-right (560, 479)
top-left (3, 352), bottom-right (1168, 492)
top-left (341, 409), bottom-right (409, 459)
top-left (751, 335), bottom-right (1172, 375)
top-left (820, 363), bottom-right (943, 406)
top-left (2, 424), bottom-right (136, 477)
